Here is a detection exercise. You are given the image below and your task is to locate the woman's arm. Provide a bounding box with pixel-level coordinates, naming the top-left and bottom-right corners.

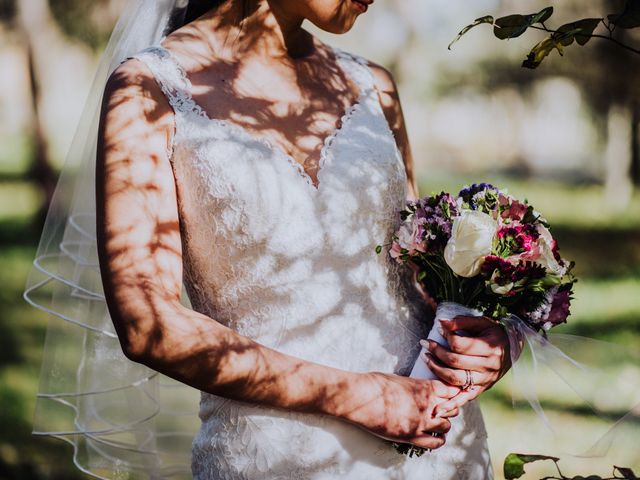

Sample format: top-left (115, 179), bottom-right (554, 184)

top-left (368, 63), bottom-right (419, 200)
top-left (95, 59), bottom-right (456, 450)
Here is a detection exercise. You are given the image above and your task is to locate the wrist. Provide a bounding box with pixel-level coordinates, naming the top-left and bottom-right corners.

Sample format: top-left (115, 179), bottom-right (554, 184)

top-left (316, 369), bottom-right (372, 420)
top-left (322, 371), bottom-right (383, 425)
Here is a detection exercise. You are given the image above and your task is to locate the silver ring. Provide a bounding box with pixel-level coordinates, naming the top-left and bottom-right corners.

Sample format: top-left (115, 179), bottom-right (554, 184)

top-left (462, 369), bottom-right (474, 390)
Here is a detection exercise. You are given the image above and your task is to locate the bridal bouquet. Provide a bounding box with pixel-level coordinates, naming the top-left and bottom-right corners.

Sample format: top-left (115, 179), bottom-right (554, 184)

top-left (379, 183), bottom-right (576, 454)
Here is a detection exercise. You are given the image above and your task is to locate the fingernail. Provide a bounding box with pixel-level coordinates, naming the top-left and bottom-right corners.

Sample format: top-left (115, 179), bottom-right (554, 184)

top-left (419, 339), bottom-right (429, 349)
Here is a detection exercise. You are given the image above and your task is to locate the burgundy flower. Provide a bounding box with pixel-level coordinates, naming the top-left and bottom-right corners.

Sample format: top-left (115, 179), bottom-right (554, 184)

top-left (546, 289), bottom-right (571, 327)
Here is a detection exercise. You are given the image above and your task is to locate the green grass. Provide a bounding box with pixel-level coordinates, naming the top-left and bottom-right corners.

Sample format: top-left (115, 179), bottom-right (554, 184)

top-left (0, 134), bottom-right (32, 177)
top-left (0, 182), bottom-right (41, 221)
top-left (0, 244), bottom-right (85, 479)
top-left (1, 179), bottom-right (639, 479)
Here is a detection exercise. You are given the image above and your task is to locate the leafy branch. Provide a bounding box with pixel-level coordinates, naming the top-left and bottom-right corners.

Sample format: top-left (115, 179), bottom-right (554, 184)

top-left (449, 0), bottom-right (640, 68)
top-left (504, 453), bottom-right (638, 480)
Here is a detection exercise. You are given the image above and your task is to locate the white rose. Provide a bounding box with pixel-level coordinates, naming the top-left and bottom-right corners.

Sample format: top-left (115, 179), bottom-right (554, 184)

top-left (537, 225), bottom-right (565, 276)
top-left (444, 210), bottom-right (498, 278)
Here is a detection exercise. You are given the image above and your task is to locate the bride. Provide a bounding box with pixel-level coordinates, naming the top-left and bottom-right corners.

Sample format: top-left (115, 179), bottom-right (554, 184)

top-left (30, 0), bottom-right (513, 478)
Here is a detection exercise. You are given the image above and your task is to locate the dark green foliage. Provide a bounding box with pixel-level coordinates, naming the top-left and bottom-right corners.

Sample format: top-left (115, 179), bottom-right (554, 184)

top-left (609, 0), bottom-right (640, 29)
top-left (449, 1), bottom-right (640, 69)
top-left (504, 452), bottom-right (638, 479)
top-left (504, 453), bottom-right (561, 479)
top-left (493, 7), bottom-right (554, 40)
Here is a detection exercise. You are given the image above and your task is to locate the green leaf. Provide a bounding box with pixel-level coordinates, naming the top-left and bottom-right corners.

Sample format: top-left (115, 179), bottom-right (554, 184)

top-left (448, 15), bottom-right (494, 50)
top-left (537, 6), bottom-right (554, 24)
top-left (608, 0), bottom-right (640, 28)
top-left (503, 453), bottom-right (561, 479)
top-left (614, 466), bottom-right (639, 480)
top-left (557, 18), bottom-right (602, 46)
top-left (494, 7), bottom-right (554, 40)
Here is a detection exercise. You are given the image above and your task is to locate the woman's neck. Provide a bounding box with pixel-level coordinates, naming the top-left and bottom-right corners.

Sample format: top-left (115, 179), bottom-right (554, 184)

top-left (193, 0), bottom-right (317, 63)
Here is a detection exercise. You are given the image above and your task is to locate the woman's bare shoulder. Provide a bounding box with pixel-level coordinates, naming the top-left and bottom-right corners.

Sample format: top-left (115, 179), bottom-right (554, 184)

top-left (101, 55), bottom-right (175, 137)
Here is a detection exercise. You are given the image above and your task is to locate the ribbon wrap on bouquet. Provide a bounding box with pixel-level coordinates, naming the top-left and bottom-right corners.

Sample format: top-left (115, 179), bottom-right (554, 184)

top-left (410, 302), bottom-right (640, 460)
top-left (410, 302), bottom-right (484, 380)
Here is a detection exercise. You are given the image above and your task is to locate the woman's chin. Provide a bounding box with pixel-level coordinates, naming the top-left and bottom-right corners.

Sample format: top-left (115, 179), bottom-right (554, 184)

top-left (313, 16), bottom-right (359, 35)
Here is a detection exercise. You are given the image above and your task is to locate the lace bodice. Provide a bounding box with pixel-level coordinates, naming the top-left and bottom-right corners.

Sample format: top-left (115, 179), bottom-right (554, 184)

top-left (130, 44), bottom-right (492, 480)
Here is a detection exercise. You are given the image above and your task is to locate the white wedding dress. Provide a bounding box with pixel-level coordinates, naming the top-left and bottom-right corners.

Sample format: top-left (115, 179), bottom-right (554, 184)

top-left (130, 43), bottom-right (493, 480)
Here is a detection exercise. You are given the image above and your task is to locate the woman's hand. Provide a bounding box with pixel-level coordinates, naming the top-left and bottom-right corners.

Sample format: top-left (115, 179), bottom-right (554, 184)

top-left (421, 316), bottom-right (512, 416)
top-left (337, 372), bottom-right (461, 451)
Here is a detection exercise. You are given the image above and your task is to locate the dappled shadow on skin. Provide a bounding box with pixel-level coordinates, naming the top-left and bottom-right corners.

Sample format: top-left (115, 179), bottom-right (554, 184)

top-left (159, 6), bottom-right (363, 188)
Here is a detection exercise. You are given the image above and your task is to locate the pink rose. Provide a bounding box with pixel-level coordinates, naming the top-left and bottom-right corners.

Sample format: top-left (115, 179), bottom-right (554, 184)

top-left (390, 241), bottom-right (403, 260)
top-left (499, 194), bottom-right (529, 222)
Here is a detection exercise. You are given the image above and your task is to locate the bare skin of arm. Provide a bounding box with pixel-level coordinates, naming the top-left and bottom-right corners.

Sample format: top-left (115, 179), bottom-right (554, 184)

top-left (96, 59), bottom-right (459, 451)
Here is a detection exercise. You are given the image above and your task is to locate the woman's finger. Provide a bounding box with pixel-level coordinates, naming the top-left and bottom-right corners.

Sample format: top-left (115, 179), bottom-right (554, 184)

top-left (439, 407), bottom-right (459, 418)
top-left (441, 316), bottom-right (495, 333)
top-left (424, 418), bottom-right (452, 435)
top-left (425, 340), bottom-right (494, 370)
top-left (440, 332), bottom-right (494, 357)
top-left (422, 352), bottom-right (467, 386)
top-left (434, 388), bottom-right (481, 416)
top-left (409, 434), bottom-right (446, 451)
top-left (430, 380), bottom-right (462, 399)
top-left (423, 352), bottom-right (493, 388)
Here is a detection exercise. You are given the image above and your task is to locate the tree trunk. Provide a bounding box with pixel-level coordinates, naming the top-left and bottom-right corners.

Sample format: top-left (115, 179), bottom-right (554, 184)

top-left (604, 104), bottom-right (633, 207)
top-left (25, 41), bottom-right (57, 220)
top-left (631, 100), bottom-right (640, 186)
top-left (17, 0), bottom-right (58, 224)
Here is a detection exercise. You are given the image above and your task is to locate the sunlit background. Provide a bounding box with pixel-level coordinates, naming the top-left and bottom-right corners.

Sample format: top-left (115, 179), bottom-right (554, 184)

top-left (1, 0), bottom-right (639, 478)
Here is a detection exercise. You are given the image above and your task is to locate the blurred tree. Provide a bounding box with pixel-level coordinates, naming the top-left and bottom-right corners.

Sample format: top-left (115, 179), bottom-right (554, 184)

top-left (0, 0), bottom-right (16, 26)
top-left (443, 0), bottom-right (640, 198)
top-left (0, 0), bottom-right (122, 221)
top-left (0, 0), bottom-right (58, 221)
top-left (48, 0), bottom-right (124, 51)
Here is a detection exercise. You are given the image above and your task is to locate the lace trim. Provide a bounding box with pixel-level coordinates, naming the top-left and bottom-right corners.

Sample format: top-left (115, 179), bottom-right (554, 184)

top-left (137, 46), bottom-right (209, 120)
top-left (139, 44), bottom-right (376, 190)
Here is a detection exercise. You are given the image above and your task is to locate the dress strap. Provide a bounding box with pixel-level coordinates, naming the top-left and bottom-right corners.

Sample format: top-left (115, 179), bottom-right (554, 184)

top-left (331, 46), bottom-right (376, 96)
top-left (128, 45), bottom-right (208, 119)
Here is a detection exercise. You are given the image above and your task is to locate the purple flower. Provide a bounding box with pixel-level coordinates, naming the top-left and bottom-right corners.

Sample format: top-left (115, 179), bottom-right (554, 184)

top-left (527, 286), bottom-right (572, 330)
top-left (545, 289), bottom-right (571, 329)
top-left (458, 183), bottom-right (500, 211)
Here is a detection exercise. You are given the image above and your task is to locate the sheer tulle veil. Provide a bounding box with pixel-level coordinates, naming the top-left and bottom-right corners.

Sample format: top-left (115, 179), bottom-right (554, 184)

top-left (23, 1), bottom-right (202, 478)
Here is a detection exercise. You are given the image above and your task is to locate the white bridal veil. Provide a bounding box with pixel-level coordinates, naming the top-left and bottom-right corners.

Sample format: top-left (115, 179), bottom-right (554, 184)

top-left (23, 1), bottom-right (201, 478)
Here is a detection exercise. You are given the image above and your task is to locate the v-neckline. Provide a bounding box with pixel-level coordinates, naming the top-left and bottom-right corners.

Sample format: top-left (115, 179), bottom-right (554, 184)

top-left (155, 43), bottom-right (369, 191)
